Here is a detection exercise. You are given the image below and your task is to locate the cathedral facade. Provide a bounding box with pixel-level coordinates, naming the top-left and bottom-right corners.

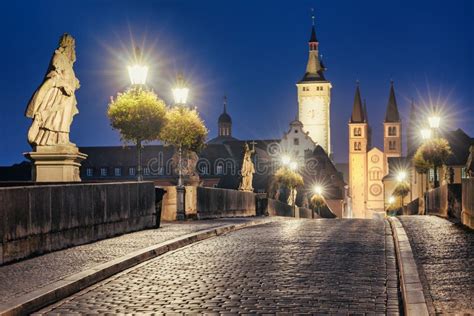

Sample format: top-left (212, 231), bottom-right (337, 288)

top-left (348, 82), bottom-right (402, 218)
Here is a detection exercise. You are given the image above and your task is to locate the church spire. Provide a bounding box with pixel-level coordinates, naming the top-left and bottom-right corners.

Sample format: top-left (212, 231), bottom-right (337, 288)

top-left (301, 10), bottom-right (325, 82)
top-left (385, 81), bottom-right (400, 122)
top-left (223, 95), bottom-right (227, 113)
top-left (350, 82), bottom-right (365, 123)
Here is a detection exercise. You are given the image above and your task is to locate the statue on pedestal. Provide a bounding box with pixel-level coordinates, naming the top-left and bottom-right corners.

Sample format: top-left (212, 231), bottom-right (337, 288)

top-left (25, 34), bottom-right (80, 147)
top-left (238, 142), bottom-right (255, 192)
top-left (24, 34), bottom-right (87, 182)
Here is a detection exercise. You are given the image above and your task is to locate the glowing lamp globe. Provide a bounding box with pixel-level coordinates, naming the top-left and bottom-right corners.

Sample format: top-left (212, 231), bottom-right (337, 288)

top-left (314, 185), bottom-right (323, 195)
top-left (281, 155), bottom-right (291, 165)
top-left (428, 115), bottom-right (441, 129)
top-left (389, 196), bottom-right (395, 204)
top-left (128, 64), bottom-right (148, 85)
top-left (396, 171), bottom-right (407, 182)
top-left (172, 87), bottom-right (190, 105)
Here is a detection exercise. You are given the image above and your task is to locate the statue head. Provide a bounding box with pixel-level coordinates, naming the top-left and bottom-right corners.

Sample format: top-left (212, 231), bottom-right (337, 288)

top-left (59, 33), bottom-right (76, 63)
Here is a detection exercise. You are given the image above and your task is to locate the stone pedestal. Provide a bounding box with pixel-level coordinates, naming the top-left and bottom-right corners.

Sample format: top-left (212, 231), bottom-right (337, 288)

top-left (25, 145), bottom-right (87, 182)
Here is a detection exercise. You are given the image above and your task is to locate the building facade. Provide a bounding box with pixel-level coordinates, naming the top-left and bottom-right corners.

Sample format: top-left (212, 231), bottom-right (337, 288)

top-left (348, 83), bottom-right (401, 218)
top-left (296, 22), bottom-right (332, 156)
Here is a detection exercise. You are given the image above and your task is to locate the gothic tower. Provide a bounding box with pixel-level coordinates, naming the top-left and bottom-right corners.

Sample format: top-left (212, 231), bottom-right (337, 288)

top-left (218, 96), bottom-right (232, 137)
top-left (348, 83), bottom-right (369, 218)
top-left (296, 16), bottom-right (332, 156)
top-left (383, 82), bottom-right (402, 157)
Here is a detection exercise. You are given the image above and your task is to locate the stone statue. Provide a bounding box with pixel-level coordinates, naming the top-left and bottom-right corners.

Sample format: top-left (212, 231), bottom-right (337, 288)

top-left (24, 34), bottom-right (86, 182)
top-left (238, 142), bottom-right (255, 191)
top-left (25, 33), bottom-right (80, 147)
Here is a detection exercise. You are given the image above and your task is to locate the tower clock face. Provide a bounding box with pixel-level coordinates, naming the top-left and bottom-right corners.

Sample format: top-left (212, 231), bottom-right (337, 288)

top-left (301, 96), bottom-right (324, 119)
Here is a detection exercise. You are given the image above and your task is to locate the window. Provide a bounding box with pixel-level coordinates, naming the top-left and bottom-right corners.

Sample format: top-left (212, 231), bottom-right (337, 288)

top-left (293, 138), bottom-right (299, 145)
top-left (429, 168), bottom-right (434, 182)
top-left (388, 126), bottom-right (397, 136)
top-left (143, 167), bottom-right (150, 176)
top-left (201, 165), bottom-right (209, 175)
top-left (389, 141), bottom-right (396, 150)
top-left (302, 87), bottom-right (309, 92)
top-left (294, 129), bottom-right (298, 133)
top-left (100, 168), bottom-right (108, 177)
top-left (216, 164), bottom-right (223, 175)
top-left (462, 167), bottom-right (468, 179)
top-left (129, 167), bottom-right (136, 176)
top-left (354, 127), bottom-right (361, 137)
top-left (114, 168), bottom-right (121, 176)
top-left (354, 142), bottom-right (361, 151)
top-left (86, 168), bottom-right (93, 177)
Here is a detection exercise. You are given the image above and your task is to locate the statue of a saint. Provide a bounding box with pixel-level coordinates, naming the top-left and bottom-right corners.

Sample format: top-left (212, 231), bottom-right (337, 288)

top-left (238, 142), bottom-right (255, 191)
top-left (25, 33), bottom-right (80, 147)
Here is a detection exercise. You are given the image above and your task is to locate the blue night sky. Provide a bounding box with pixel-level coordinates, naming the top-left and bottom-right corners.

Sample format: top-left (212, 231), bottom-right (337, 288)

top-left (0, 0), bottom-right (472, 165)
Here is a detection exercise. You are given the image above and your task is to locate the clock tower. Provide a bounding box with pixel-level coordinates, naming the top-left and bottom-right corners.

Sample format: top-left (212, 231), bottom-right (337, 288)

top-left (296, 17), bottom-right (332, 156)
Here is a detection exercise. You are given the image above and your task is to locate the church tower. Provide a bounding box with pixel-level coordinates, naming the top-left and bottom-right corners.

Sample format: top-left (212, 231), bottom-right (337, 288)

top-left (348, 83), bottom-right (369, 218)
top-left (218, 96), bottom-right (232, 137)
top-left (383, 82), bottom-right (402, 157)
top-left (296, 15), bottom-right (332, 156)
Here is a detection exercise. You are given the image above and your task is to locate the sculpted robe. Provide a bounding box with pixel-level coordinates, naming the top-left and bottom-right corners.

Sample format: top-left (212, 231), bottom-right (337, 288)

top-left (25, 41), bottom-right (80, 146)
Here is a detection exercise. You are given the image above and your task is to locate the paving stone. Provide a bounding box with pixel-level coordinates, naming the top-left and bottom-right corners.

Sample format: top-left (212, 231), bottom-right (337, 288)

top-left (36, 219), bottom-right (399, 314)
top-left (399, 215), bottom-right (474, 315)
top-left (1, 217), bottom-right (275, 304)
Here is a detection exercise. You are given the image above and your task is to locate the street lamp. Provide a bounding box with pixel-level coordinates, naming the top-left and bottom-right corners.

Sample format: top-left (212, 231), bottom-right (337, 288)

top-left (388, 196), bottom-right (395, 205)
top-left (172, 73), bottom-right (189, 105)
top-left (172, 73), bottom-right (190, 221)
top-left (312, 185), bottom-right (324, 218)
top-left (396, 171), bottom-right (407, 182)
top-left (128, 47), bottom-right (148, 86)
top-left (314, 185), bottom-right (323, 196)
top-left (281, 155), bottom-right (291, 166)
top-left (428, 115), bottom-right (440, 129)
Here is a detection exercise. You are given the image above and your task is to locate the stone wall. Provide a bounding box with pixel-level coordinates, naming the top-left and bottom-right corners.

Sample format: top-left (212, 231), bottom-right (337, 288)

top-left (160, 186), bottom-right (198, 221)
top-left (425, 184), bottom-right (462, 219)
top-left (406, 198), bottom-right (419, 215)
top-left (0, 182), bottom-right (156, 265)
top-left (266, 198), bottom-right (294, 217)
top-left (196, 187), bottom-right (256, 219)
top-left (461, 179), bottom-right (474, 229)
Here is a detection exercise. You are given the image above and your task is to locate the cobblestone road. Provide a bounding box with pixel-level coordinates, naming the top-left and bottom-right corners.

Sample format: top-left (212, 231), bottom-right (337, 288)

top-left (399, 216), bottom-right (474, 315)
top-left (37, 219), bottom-right (400, 314)
top-left (0, 218), bottom-right (271, 304)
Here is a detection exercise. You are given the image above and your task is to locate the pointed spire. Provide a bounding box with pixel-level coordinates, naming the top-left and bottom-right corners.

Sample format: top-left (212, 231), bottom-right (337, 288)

top-left (223, 95), bottom-right (227, 113)
top-left (385, 81), bottom-right (400, 122)
top-left (300, 10), bottom-right (325, 82)
top-left (351, 81), bottom-right (365, 123)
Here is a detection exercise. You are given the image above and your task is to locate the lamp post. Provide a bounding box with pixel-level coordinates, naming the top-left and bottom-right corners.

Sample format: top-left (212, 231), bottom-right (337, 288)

top-left (127, 46), bottom-right (149, 181)
top-left (313, 185), bottom-right (324, 218)
top-left (428, 113), bottom-right (441, 187)
top-left (172, 73), bottom-right (189, 221)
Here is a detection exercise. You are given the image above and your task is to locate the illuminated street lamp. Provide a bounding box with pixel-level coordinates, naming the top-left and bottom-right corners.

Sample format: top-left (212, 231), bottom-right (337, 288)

top-left (128, 47), bottom-right (148, 86)
top-left (396, 171), bottom-right (407, 182)
top-left (172, 73), bottom-right (190, 221)
top-left (172, 73), bottom-right (189, 105)
top-left (314, 185), bottom-right (323, 196)
top-left (428, 115), bottom-right (441, 129)
top-left (281, 155), bottom-right (291, 166)
top-left (388, 196), bottom-right (395, 205)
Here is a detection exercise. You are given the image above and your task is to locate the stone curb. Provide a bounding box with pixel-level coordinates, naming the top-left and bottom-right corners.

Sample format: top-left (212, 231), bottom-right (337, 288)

top-left (0, 219), bottom-right (269, 316)
top-left (388, 217), bottom-right (429, 316)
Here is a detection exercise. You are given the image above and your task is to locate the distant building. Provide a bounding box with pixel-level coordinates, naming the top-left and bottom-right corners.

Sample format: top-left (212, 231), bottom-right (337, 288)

top-left (348, 82), bottom-right (400, 218)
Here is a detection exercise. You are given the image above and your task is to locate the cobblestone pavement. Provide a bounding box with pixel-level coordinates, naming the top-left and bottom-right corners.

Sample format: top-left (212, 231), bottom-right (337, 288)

top-left (38, 219), bottom-right (400, 314)
top-left (399, 216), bottom-right (474, 315)
top-left (0, 217), bottom-right (274, 304)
